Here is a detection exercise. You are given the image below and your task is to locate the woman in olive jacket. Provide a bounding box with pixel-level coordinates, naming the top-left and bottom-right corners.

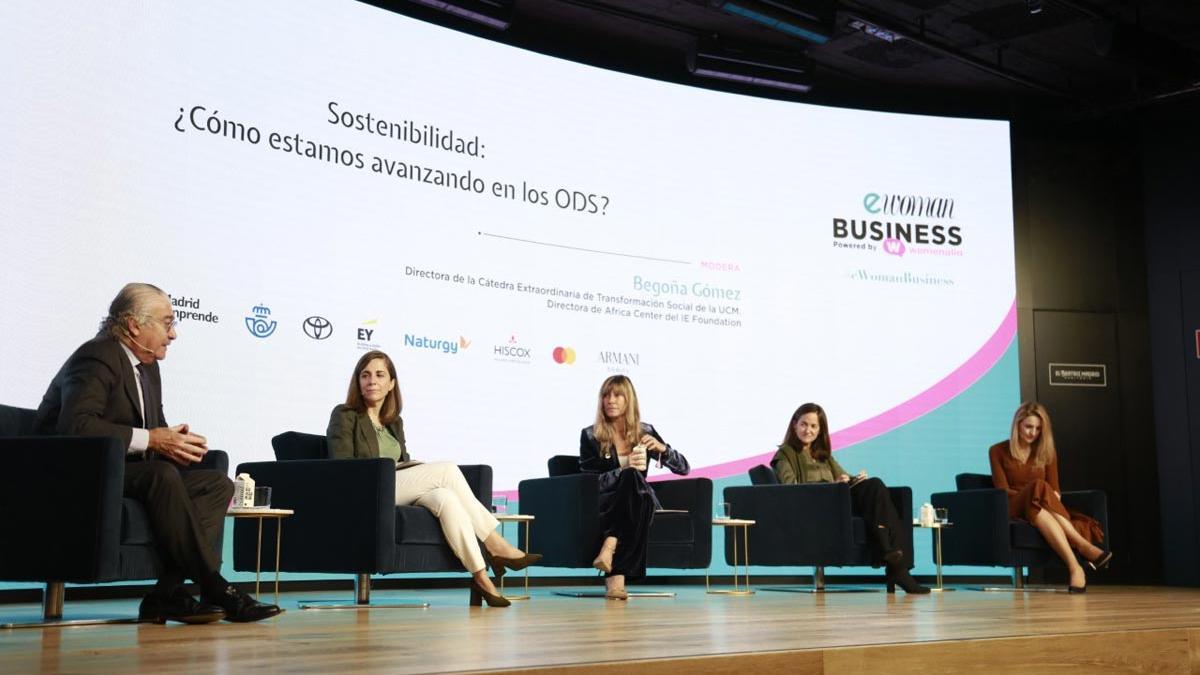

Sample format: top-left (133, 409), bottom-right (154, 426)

top-left (771, 402), bottom-right (928, 594)
top-left (327, 350), bottom-right (540, 607)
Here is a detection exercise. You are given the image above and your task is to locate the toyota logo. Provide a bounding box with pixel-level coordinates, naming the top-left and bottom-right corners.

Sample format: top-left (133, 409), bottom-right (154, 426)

top-left (303, 316), bottom-right (333, 340)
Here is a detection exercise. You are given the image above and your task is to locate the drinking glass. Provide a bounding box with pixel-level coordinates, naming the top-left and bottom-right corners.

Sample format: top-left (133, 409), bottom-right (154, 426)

top-left (491, 495), bottom-right (508, 515)
top-left (253, 486), bottom-right (272, 508)
top-left (936, 507), bottom-right (949, 524)
top-left (716, 502), bottom-right (731, 520)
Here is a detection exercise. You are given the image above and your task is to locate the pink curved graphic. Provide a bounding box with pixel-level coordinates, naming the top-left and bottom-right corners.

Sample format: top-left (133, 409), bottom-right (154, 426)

top-left (675, 299), bottom-right (1018, 482)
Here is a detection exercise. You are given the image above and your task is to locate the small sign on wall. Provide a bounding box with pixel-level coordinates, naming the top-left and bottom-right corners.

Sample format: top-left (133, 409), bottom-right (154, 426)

top-left (1195, 330), bottom-right (1199, 359)
top-left (1049, 363), bottom-right (1107, 387)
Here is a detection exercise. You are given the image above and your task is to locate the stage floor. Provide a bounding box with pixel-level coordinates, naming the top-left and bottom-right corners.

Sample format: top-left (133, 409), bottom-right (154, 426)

top-left (3, 584), bottom-right (1200, 673)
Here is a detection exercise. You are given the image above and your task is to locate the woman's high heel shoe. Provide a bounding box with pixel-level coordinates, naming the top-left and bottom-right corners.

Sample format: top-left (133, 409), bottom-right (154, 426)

top-left (491, 552), bottom-right (543, 574)
top-left (468, 578), bottom-right (511, 607)
top-left (592, 539), bottom-right (617, 574)
top-left (1067, 585), bottom-right (1087, 594)
top-left (885, 566), bottom-right (931, 594)
top-left (1087, 550), bottom-right (1113, 571)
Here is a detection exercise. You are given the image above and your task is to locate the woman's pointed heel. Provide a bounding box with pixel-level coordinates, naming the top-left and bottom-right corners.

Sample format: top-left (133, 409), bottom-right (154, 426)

top-left (468, 578), bottom-right (511, 607)
top-left (1087, 551), bottom-right (1113, 571)
top-left (592, 538), bottom-right (617, 574)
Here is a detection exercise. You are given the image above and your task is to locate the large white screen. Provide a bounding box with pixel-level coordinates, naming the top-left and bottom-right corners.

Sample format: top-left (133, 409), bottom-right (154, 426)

top-left (0, 0), bottom-right (1016, 500)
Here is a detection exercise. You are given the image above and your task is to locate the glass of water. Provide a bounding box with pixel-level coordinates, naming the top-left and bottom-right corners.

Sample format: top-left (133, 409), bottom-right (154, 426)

top-left (715, 502), bottom-right (731, 520)
top-left (491, 495), bottom-right (508, 515)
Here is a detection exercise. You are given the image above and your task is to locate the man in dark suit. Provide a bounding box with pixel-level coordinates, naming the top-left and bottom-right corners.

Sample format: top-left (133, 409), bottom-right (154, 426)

top-left (35, 283), bottom-right (281, 623)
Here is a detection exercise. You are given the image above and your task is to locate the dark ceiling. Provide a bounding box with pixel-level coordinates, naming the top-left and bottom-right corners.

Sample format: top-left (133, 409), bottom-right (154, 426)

top-left (369, 0), bottom-right (1200, 117)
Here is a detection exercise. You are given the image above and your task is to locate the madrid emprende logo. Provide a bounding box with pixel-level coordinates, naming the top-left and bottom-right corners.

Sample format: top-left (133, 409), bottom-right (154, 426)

top-left (245, 305), bottom-right (277, 338)
top-left (303, 316), bottom-right (333, 340)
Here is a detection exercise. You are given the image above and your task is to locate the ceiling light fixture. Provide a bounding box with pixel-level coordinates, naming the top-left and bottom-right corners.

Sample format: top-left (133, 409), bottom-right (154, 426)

top-left (711, 0), bottom-right (834, 45)
top-left (405, 0), bottom-right (511, 30)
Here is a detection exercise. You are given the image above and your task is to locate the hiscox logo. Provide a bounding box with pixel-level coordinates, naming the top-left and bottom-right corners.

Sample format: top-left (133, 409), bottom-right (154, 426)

top-left (303, 316), bottom-right (333, 340)
top-left (552, 346), bottom-right (576, 365)
top-left (494, 333), bottom-right (532, 364)
top-left (245, 305), bottom-right (277, 338)
top-left (832, 192), bottom-right (964, 257)
top-left (405, 333), bottom-right (468, 355)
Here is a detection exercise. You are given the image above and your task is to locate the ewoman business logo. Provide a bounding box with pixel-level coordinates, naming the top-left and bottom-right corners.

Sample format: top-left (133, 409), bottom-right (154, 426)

top-left (830, 191), bottom-right (965, 258)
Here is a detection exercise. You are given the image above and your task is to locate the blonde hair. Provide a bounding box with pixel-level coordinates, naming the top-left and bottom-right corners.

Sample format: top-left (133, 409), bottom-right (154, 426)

top-left (593, 375), bottom-right (641, 459)
top-left (1009, 401), bottom-right (1056, 468)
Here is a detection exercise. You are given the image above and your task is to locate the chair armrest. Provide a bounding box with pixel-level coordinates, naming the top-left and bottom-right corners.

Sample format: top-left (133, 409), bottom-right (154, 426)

top-left (183, 449), bottom-right (228, 475)
top-left (233, 458), bottom-right (396, 574)
top-left (1062, 489), bottom-right (1108, 541)
top-left (724, 483), bottom-right (856, 566)
top-left (518, 474), bottom-right (601, 567)
top-left (931, 488), bottom-right (1012, 566)
top-left (457, 464), bottom-right (492, 505)
top-left (0, 436), bottom-right (126, 582)
top-left (652, 477), bottom-right (713, 568)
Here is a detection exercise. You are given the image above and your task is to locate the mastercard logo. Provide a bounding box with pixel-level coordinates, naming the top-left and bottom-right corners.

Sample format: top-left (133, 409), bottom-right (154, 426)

top-left (552, 346), bottom-right (576, 364)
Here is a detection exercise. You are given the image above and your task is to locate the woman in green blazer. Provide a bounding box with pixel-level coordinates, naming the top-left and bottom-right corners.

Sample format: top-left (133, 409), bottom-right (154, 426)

top-left (327, 350), bottom-right (540, 607)
top-left (771, 402), bottom-right (928, 594)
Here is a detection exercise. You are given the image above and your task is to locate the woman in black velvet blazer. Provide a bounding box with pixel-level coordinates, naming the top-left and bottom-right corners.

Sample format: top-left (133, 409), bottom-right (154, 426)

top-left (579, 375), bottom-right (690, 599)
top-left (326, 350), bottom-right (540, 607)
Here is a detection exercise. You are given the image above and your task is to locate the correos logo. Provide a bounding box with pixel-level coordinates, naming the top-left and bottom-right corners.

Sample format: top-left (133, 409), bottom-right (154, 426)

top-left (552, 346), bottom-right (576, 364)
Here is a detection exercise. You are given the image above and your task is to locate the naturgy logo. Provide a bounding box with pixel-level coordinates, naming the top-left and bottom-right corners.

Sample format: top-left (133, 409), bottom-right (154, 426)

top-left (405, 333), bottom-right (460, 354)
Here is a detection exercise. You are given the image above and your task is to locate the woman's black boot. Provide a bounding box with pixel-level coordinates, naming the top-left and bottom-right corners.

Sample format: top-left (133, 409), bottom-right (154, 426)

top-left (885, 562), bottom-right (931, 594)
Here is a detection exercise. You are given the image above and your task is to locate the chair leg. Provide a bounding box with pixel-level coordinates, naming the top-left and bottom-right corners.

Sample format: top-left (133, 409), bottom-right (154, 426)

top-left (355, 574), bottom-right (370, 604)
top-left (0, 581), bottom-right (139, 628)
top-left (760, 565), bottom-right (877, 594)
top-left (974, 566), bottom-right (1057, 592)
top-left (43, 581), bottom-right (65, 620)
top-left (298, 574), bottom-right (429, 610)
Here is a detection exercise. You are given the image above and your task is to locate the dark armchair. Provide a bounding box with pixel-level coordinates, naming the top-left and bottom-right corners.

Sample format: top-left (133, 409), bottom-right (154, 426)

top-left (931, 473), bottom-right (1108, 589)
top-left (0, 404), bottom-right (228, 627)
top-left (722, 465), bottom-right (913, 592)
top-left (232, 431), bottom-right (493, 608)
top-left (517, 455), bottom-right (711, 595)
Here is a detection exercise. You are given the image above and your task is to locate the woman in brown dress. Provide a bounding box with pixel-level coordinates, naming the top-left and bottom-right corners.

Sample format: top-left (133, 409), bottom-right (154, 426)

top-left (989, 402), bottom-right (1110, 593)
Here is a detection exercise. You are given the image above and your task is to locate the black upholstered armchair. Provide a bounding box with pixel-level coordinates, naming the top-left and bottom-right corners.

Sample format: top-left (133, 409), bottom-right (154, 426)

top-left (0, 404), bottom-right (228, 627)
top-left (722, 465), bottom-right (913, 592)
top-left (517, 455), bottom-right (712, 592)
top-left (931, 473), bottom-right (1109, 589)
top-left (232, 431), bottom-right (493, 608)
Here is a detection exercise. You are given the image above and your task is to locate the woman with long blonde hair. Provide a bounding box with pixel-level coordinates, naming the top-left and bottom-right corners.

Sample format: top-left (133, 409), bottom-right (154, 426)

top-left (989, 402), bottom-right (1109, 593)
top-left (579, 375), bottom-right (690, 599)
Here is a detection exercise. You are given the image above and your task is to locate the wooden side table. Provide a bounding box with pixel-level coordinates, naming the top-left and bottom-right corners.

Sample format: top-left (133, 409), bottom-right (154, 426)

top-left (495, 514), bottom-right (534, 600)
top-left (912, 518), bottom-right (954, 592)
top-left (708, 518), bottom-right (756, 595)
top-left (227, 507), bottom-right (293, 605)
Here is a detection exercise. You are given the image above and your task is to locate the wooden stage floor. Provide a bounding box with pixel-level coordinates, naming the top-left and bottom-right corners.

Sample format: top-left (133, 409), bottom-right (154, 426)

top-left (3, 584), bottom-right (1200, 674)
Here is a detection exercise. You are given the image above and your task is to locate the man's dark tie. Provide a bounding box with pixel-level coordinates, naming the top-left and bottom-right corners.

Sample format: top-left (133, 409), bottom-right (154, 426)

top-left (136, 363), bottom-right (162, 429)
